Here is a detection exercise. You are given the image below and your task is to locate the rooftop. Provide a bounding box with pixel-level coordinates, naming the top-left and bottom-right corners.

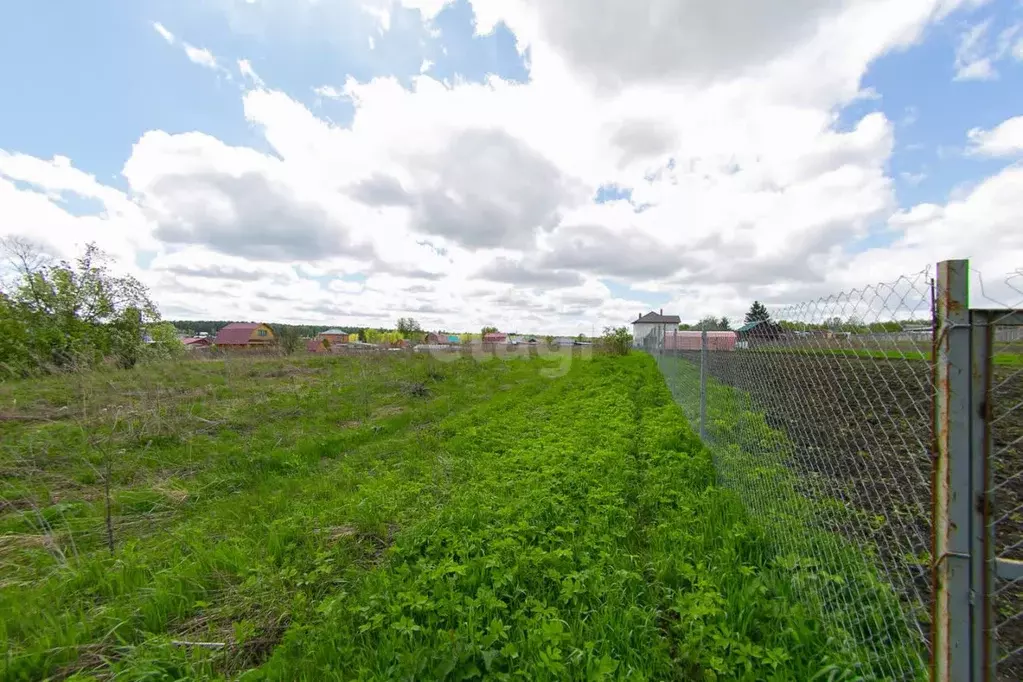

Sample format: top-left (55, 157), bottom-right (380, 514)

top-left (633, 311), bottom-right (681, 324)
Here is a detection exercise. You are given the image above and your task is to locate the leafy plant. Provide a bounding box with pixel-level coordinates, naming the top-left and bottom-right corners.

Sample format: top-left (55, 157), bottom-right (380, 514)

top-left (597, 326), bottom-right (632, 356)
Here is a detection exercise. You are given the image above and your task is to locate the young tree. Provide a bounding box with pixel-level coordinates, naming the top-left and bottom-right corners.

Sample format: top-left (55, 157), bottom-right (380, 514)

top-left (481, 325), bottom-right (499, 336)
top-left (274, 325), bottom-right (302, 355)
top-left (0, 239), bottom-right (159, 375)
top-left (719, 316), bottom-right (731, 331)
top-left (598, 326), bottom-right (631, 356)
top-left (745, 301), bottom-right (770, 324)
top-left (396, 317), bottom-right (422, 339)
top-left (698, 315), bottom-right (721, 331)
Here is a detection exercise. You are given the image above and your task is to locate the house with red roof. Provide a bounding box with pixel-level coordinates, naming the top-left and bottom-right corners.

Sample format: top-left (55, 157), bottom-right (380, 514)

top-left (181, 337), bottom-right (211, 349)
top-left (213, 323), bottom-right (275, 349)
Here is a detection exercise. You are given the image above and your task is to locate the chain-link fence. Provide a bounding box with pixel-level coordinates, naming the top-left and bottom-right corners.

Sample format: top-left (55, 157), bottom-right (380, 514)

top-left (653, 260), bottom-right (1023, 681)
top-left (979, 271), bottom-right (1023, 681)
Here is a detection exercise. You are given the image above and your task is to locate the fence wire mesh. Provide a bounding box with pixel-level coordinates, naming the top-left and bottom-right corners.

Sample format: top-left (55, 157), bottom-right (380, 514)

top-left (655, 269), bottom-right (936, 681)
top-left (985, 270), bottom-right (1023, 682)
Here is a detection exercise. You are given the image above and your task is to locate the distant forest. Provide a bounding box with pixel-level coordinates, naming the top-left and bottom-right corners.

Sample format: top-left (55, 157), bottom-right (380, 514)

top-left (168, 320), bottom-right (369, 339)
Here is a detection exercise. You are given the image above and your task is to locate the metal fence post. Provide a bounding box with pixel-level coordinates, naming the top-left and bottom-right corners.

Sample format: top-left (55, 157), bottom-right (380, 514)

top-left (700, 328), bottom-right (708, 441)
top-left (969, 310), bottom-right (995, 680)
top-left (933, 259), bottom-right (972, 682)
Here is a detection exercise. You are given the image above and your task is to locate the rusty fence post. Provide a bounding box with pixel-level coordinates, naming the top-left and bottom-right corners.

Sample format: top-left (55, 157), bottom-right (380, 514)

top-left (933, 259), bottom-right (972, 682)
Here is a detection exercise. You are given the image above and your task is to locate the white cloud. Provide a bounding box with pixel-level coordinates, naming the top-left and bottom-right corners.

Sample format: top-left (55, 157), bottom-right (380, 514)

top-left (967, 116), bottom-right (1023, 156)
top-left (901, 171), bottom-right (928, 185)
top-left (314, 85), bottom-right (345, 99)
top-left (183, 44), bottom-right (219, 70)
top-left (420, 59), bottom-right (433, 74)
top-left (152, 21), bottom-right (175, 44)
top-left (953, 18), bottom-right (1022, 80)
top-left (4, 0), bottom-right (1021, 332)
top-left (237, 59), bottom-right (264, 86)
top-left (954, 19), bottom-right (997, 80)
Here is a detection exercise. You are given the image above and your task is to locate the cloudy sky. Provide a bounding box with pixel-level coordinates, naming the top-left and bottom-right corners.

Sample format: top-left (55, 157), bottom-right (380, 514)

top-left (1, 0), bottom-right (1022, 333)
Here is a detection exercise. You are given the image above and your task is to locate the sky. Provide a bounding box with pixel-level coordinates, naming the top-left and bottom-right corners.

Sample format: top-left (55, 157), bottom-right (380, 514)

top-left (1, 0), bottom-right (1023, 333)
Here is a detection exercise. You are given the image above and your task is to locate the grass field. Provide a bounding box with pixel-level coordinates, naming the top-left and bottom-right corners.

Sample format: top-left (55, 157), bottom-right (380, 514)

top-left (3, 352), bottom-right (911, 680)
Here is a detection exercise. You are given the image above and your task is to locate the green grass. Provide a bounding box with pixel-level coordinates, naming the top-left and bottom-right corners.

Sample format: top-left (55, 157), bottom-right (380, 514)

top-left (758, 345), bottom-right (1023, 366)
top-left (656, 354), bottom-right (928, 681)
top-left (2, 352), bottom-right (910, 679)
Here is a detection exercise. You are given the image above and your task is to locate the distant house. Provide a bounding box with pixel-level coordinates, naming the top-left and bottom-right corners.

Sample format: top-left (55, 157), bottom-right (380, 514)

top-left (426, 332), bottom-right (459, 345)
top-left (214, 323), bottom-right (275, 349)
top-left (319, 328), bottom-right (353, 344)
top-left (632, 310), bottom-right (682, 348)
top-left (483, 332), bottom-right (507, 344)
top-left (182, 337), bottom-right (211, 349)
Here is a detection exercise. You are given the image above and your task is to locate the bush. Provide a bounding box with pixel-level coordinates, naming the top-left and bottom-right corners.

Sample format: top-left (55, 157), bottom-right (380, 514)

top-left (0, 239), bottom-right (160, 377)
top-left (598, 326), bottom-right (632, 356)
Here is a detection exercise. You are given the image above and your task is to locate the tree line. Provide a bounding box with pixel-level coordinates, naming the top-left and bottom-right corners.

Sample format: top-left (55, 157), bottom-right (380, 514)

top-left (682, 300), bottom-right (930, 334)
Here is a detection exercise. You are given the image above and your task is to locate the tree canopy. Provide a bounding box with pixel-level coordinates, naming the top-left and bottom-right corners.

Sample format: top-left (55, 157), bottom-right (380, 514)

top-left (0, 238), bottom-right (166, 377)
top-left (745, 301), bottom-right (770, 324)
top-left (396, 317), bottom-right (422, 339)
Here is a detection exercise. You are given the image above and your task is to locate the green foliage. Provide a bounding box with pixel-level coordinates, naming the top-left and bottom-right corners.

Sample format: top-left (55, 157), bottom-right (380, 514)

top-left (597, 326), bottom-right (632, 356)
top-left (696, 315), bottom-right (735, 331)
top-left (396, 317), bottom-right (423, 340)
top-left (0, 239), bottom-right (158, 377)
top-left (1, 352), bottom-right (915, 679)
top-left (656, 354), bottom-right (928, 680)
top-left (481, 326), bottom-right (499, 336)
top-left (144, 322), bottom-right (186, 362)
top-left (745, 300), bottom-right (770, 324)
top-left (364, 329), bottom-right (404, 345)
top-left (274, 325), bottom-right (302, 355)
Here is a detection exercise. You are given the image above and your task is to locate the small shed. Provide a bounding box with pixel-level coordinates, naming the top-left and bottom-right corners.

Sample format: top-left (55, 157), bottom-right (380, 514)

top-left (182, 337), bottom-right (211, 349)
top-left (736, 319), bottom-right (782, 342)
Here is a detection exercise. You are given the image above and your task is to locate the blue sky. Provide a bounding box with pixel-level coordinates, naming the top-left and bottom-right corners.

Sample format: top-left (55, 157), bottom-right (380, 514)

top-left (1, 0), bottom-right (1016, 205)
top-left (0, 0), bottom-right (527, 184)
top-left (1, 0), bottom-right (1022, 330)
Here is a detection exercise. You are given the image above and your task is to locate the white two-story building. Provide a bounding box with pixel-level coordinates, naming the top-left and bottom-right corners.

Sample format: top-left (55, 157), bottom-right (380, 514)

top-left (632, 310), bottom-right (681, 348)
